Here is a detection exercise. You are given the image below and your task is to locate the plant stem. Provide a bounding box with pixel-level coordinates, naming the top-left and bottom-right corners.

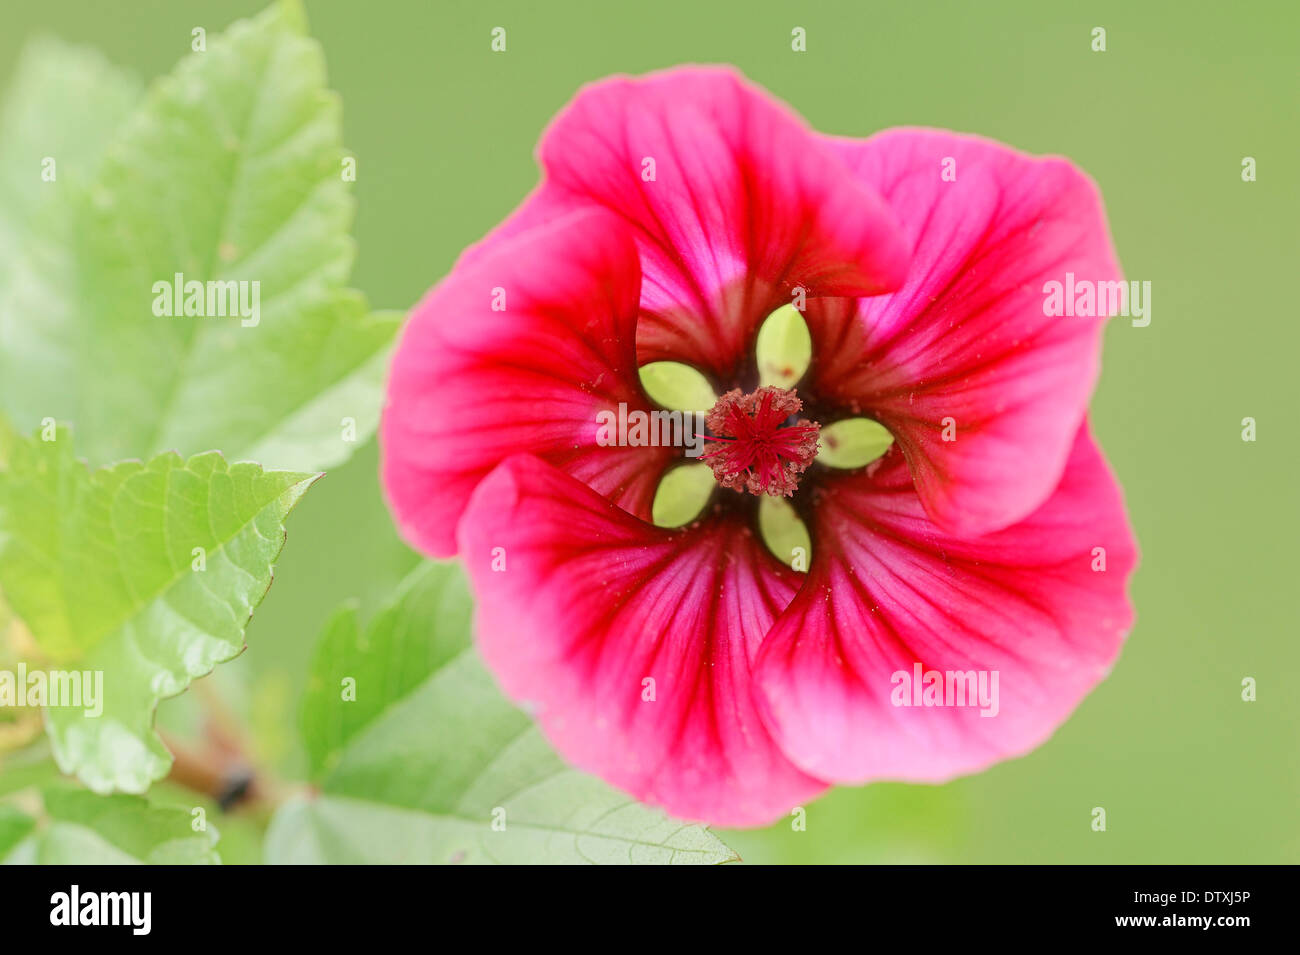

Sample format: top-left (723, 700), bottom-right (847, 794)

top-left (162, 679), bottom-right (289, 813)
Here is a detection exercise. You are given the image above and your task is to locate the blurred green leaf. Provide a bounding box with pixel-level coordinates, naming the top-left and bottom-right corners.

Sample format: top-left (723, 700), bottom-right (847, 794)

top-left (0, 0), bottom-right (397, 471)
top-left (0, 36), bottom-right (140, 275)
top-left (2, 787), bottom-right (219, 864)
top-left (0, 424), bottom-right (317, 793)
top-left (300, 563), bottom-right (471, 778)
top-left (0, 805), bottom-right (35, 859)
top-left (271, 561), bottom-right (739, 864)
top-left (0, 739), bottom-right (64, 797)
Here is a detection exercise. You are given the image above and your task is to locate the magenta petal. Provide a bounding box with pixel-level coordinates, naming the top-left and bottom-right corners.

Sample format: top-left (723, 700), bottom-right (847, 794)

top-left (468, 67), bottom-right (910, 381)
top-left (381, 208), bottom-right (673, 557)
top-left (754, 425), bottom-right (1137, 785)
top-left (810, 128), bottom-right (1124, 536)
top-left (459, 454), bottom-right (827, 826)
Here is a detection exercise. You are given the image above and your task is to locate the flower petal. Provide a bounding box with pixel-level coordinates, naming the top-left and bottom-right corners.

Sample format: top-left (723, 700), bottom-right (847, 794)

top-left (381, 208), bottom-right (673, 557)
top-left (459, 454), bottom-right (827, 826)
top-left (754, 425), bottom-right (1137, 784)
top-left (808, 128), bottom-right (1124, 535)
top-left (466, 67), bottom-right (910, 382)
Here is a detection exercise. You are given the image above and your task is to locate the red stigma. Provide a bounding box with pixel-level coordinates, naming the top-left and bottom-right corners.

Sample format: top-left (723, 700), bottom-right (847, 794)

top-left (701, 386), bottom-right (820, 497)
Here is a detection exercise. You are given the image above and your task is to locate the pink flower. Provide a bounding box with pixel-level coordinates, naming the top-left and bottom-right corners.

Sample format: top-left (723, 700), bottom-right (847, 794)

top-left (381, 67), bottom-right (1137, 826)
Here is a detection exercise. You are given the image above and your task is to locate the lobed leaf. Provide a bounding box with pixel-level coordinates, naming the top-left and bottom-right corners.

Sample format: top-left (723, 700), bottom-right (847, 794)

top-left (0, 0), bottom-right (396, 472)
top-left (0, 424), bottom-right (317, 792)
top-left (273, 562), bottom-right (739, 865)
top-left (1, 788), bottom-right (219, 864)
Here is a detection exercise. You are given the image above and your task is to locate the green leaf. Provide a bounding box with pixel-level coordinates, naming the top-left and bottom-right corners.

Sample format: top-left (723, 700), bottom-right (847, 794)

top-left (0, 36), bottom-right (140, 273)
top-left (0, 805), bottom-right (35, 859)
top-left (300, 564), bottom-right (471, 778)
top-left (0, 424), bottom-right (317, 793)
top-left (270, 562), bottom-right (739, 865)
top-left (0, 39), bottom-right (141, 438)
top-left (0, 0), bottom-right (397, 471)
top-left (0, 739), bottom-right (63, 798)
top-left (2, 788), bottom-right (219, 864)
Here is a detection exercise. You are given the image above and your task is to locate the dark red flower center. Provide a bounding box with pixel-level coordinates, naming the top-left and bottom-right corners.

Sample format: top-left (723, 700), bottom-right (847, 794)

top-left (701, 386), bottom-right (821, 497)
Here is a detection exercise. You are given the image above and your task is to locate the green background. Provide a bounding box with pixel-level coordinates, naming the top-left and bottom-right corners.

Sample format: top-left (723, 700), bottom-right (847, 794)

top-left (2, 0), bottom-right (1295, 863)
